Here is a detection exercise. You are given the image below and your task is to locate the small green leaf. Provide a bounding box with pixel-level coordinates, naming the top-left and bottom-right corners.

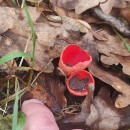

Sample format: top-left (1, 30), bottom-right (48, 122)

top-left (0, 51), bottom-right (32, 65)
top-left (16, 112), bottom-right (26, 130)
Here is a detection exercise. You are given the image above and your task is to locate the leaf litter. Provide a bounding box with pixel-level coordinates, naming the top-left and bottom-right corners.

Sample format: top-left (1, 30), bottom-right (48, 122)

top-left (0, 0), bottom-right (130, 130)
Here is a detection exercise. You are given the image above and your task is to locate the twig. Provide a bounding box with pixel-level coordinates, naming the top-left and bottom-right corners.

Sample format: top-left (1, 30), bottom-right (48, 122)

top-left (92, 7), bottom-right (130, 37)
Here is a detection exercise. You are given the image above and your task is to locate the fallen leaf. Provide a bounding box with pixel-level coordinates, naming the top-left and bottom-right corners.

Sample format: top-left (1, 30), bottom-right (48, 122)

top-left (26, 77), bottom-right (67, 113)
top-left (113, 0), bottom-right (128, 8)
top-left (89, 62), bottom-right (130, 108)
top-left (101, 54), bottom-right (130, 76)
top-left (94, 30), bottom-right (130, 76)
top-left (26, 84), bottom-right (53, 108)
top-left (120, 8), bottom-right (130, 24)
top-left (95, 30), bottom-right (130, 57)
top-left (0, 7), bottom-right (63, 72)
top-left (81, 36), bottom-right (130, 108)
top-left (51, 0), bottom-right (106, 14)
top-left (0, 7), bottom-right (15, 34)
top-left (60, 87), bottom-right (130, 130)
top-left (100, 0), bottom-right (115, 14)
top-left (43, 73), bottom-right (67, 110)
top-left (62, 16), bottom-right (91, 33)
top-left (92, 30), bottom-right (108, 41)
top-left (57, 0), bottom-right (78, 10)
top-left (85, 87), bottom-right (130, 129)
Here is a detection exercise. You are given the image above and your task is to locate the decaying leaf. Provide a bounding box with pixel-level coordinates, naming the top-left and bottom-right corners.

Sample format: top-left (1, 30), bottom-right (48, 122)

top-left (85, 87), bottom-right (130, 130)
top-left (60, 87), bottom-right (130, 130)
top-left (0, 7), bottom-right (15, 34)
top-left (95, 30), bottom-right (130, 56)
top-left (51, 0), bottom-right (130, 16)
top-left (26, 73), bottom-right (67, 112)
top-left (62, 16), bottom-right (91, 33)
top-left (80, 34), bottom-right (130, 108)
top-left (26, 84), bottom-right (52, 106)
top-left (0, 7), bottom-right (61, 72)
top-left (43, 73), bottom-right (67, 110)
top-left (113, 0), bottom-right (128, 8)
top-left (0, 6), bottom-right (92, 72)
top-left (120, 8), bottom-right (130, 24)
top-left (94, 30), bottom-right (130, 76)
top-left (89, 62), bottom-right (130, 108)
top-left (100, 0), bottom-right (115, 14)
top-left (101, 54), bottom-right (130, 76)
top-left (58, 0), bottom-right (106, 14)
top-left (92, 30), bottom-right (108, 41)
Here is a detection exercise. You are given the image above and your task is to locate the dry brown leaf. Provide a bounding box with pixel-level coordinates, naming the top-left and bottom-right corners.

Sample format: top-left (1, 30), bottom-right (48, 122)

top-left (85, 87), bottom-right (130, 129)
top-left (27, 84), bottom-right (52, 106)
top-left (51, 0), bottom-right (107, 14)
top-left (75, 0), bottom-right (106, 14)
top-left (95, 30), bottom-right (130, 57)
top-left (113, 0), bottom-right (128, 8)
top-left (94, 30), bottom-right (130, 76)
top-left (0, 6), bottom-right (90, 72)
top-left (0, 7), bottom-right (63, 72)
top-left (120, 8), bottom-right (130, 24)
top-left (0, 0), bottom-right (3, 3)
top-left (82, 35), bottom-right (130, 108)
top-left (92, 30), bottom-right (108, 41)
top-left (57, 0), bottom-right (78, 10)
top-left (89, 62), bottom-right (130, 108)
top-left (50, 0), bottom-right (81, 18)
top-left (100, 0), bottom-right (115, 14)
top-left (51, 0), bottom-right (129, 16)
top-left (60, 87), bottom-right (130, 129)
top-left (43, 73), bottom-right (67, 110)
top-left (21, 6), bottom-right (41, 23)
top-left (101, 54), bottom-right (130, 76)
top-left (26, 73), bottom-right (67, 112)
top-left (0, 7), bottom-right (15, 34)
top-left (50, 0), bottom-right (69, 16)
top-left (62, 16), bottom-right (91, 33)
top-left (46, 15), bottom-right (91, 32)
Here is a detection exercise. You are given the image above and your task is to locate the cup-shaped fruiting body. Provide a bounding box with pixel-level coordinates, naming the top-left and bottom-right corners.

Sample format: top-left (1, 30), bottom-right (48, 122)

top-left (66, 70), bottom-right (94, 96)
top-left (59, 44), bottom-right (92, 76)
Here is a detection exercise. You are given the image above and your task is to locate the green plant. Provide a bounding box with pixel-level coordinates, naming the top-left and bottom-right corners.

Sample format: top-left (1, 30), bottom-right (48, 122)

top-left (5, 1), bottom-right (37, 130)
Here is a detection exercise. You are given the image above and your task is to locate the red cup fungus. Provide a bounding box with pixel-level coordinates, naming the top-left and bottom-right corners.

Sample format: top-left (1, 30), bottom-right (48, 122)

top-left (66, 70), bottom-right (94, 96)
top-left (59, 44), bottom-right (92, 76)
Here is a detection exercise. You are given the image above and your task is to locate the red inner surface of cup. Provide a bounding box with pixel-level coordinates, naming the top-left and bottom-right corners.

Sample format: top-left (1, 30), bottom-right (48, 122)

top-left (66, 70), bottom-right (94, 96)
top-left (62, 44), bottom-right (91, 67)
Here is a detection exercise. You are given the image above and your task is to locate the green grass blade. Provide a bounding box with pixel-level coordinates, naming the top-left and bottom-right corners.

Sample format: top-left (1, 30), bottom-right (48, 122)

top-left (23, 2), bottom-right (36, 68)
top-left (0, 51), bottom-right (32, 65)
top-left (113, 29), bottom-right (130, 52)
top-left (12, 77), bottom-right (19, 130)
top-left (23, 1), bottom-right (37, 85)
top-left (23, 2), bottom-right (35, 35)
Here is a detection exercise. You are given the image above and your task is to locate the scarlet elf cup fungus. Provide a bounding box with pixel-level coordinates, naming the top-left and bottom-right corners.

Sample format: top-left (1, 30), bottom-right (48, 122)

top-left (59, 44), bottom-right (92, 76)
top-left (66, 70), bottom-right (94, 96)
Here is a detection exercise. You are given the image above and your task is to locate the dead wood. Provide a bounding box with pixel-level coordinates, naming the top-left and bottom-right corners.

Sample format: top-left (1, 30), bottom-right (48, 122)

top-left (92, 7), bottom-right (130, 37)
